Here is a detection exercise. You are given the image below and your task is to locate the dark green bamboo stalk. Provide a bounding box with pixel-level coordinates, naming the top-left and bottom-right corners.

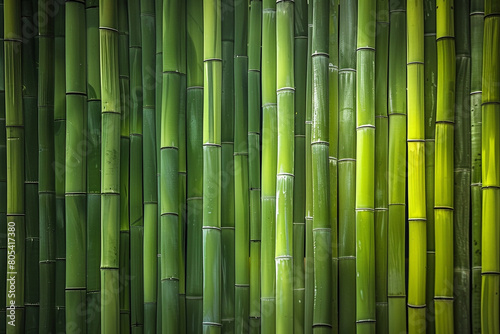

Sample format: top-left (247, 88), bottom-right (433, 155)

top-left (387, 1), bottom-right (407, 332)
top-left (480, 0), bottom-right (500, 332)
top-left (293, 0), bottom-right (307, 332)
top-left (65, 0), bottom-right (86, 332)
top-left (469, 0), bottom-right (483, 332)
top-left (4, 0), bottom-right (24, 332)
top-left (202, 0), bottom-right (222, 333)
top-left (276, 1), bottom-right (295, 332)
top-left (337, 0), bottom-right (356, 330)
top-left (186, 0), bottom-right (203, 332)
top-left (86, 1), bottom-right (102, 331)
top-left (261, 0), bottom-right (277, 332)
top-left (141, 0), bottom-right (157, 331)
top-left (53, 3), bottom-right (66, 331)
top-left (0, 0), bottom-right (6, 329)
top-left (374, 0), bottom-right (389, 332)
top-left (100, 0), bottom-right (121, 331)
top-left (453, 0), bottom-right (471, 332)
top-left (22, 1), bottom-right (39, 330)
top-left (248, 1), bottom-right (262, 332)
top-left (423, 0), bottom-right (437, 332)
top-left (38, 0), bottom-right (56, 332)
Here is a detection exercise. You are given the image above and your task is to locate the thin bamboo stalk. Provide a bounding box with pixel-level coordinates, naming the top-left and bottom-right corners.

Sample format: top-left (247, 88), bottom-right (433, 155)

top-left (260, 0), bottom-right (277, 332)
top-left (480, 0), bottom-right (500, 332)
top-left (0, 0), bottom-right (6, 329)
top-left (434, 0), bottom-right (455, 330)
top-left (407, 0), bottom-right (427, 332)
top-left (387, 1), bottom-right (407, 331)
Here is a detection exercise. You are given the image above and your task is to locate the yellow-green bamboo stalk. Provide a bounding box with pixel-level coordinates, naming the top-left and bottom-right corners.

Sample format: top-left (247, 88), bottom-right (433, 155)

top-left (0, 0), bottom-right (6, 328)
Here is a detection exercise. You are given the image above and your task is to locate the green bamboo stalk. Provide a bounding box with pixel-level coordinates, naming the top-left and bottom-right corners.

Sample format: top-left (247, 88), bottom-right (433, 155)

top-left (38, 0), bottom-right (56, 332)
top-left (355, 0), bottom-right (376, 332)
top-left (160, 0), bottom-right (182, 332)
top-left (469, 0), bottom-right (483, 332)
top-left (234, 0), bottom-right (249, 331)
top-left (220, 0), bottom-right (234, 332)
top-left (141, 0), bottom-right (157, 331)
top-left (22, 1), bottom-right (39, 330)
top-left (0, 0), bottom-right (6, 330)
top-left (293, 0), bottom-right (307, 332)
top-left (453, 0), bottom-right (471, 332)
top-left (434, 0), bottom-right (455, 331)
top-left (328, 0), bottom-right (339, 332)
top-left (118, 2), bottom-right (131, 331)
top-left (480, 0), bottom-right (500, 332)
top-left (276, 1), bottom-right (294, 333)
top-left (186, 0), bottom-right (203, 332)
top-left (260, 0), bottom-right (277, 332)
top-left (387, 1), bottom-right (407, 332)
top-left (86, 1), bottom-right (102, 332)
top-left (248, 1), bottom-right (262, 332)
top-left (128, 0), bottom-right (145, 330)
top-left (53, 3), bottom-right (66, 331)
top-left (100, 0), bottom-right (121, 331)
top-left (4, 0), bottom-right (25, 332)
top-left (65, 1), bottom-right (87, 332)
top-left (202, 0), bottom-right (222, 333)
top-left (375, 0), bottom-right (389, 332)
top-left (407, 0), bottom-right (427, 332)
top-left (423, 0), bottom-right (437, 332)
top-left (337, 0), bottom-right (356, 330)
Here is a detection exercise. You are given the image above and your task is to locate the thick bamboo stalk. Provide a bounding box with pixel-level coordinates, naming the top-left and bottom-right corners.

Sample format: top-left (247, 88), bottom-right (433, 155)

top-left (434, 0), bottom-right (455, 331)
top-left (186, 0), bottom-right (204, 332)
top-left (248, 1), bottom-right (262, 331)
top-left (375, 0), bottom-right (389, 332)
top-left (481, 0), bottom-right (500, 332)
top-left (407, 0), bottom-right (427, 332)
top-left (86, 1), bottom-right (102, 332)
top-left (38, 0), bottom-right (56, 332)
top-left (276, 1), bottom-right (295, 333)
top-left (260, 0), bottom-right (277, 332)
top-left (0, 0), bottom-right (6, 329)
top-left (293, 0), bottom-right (307, 332)
top-left (453, 0), bottom-right (471, 332)
top-left (469, 0), bottom-right (483, 332)
top-left (202, 0), bottom-right (222, 332)
top-left (4, 0), bottom-right (25, 332)
top-left (65, 1), bottom-right (87, 332)
top-left (100, 0), bottom-right (121, 331)
top-left (387, 1), bottom-right (407, 332)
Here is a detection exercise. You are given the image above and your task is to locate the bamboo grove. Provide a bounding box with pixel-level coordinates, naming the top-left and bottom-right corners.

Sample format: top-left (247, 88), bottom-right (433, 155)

top-left (0, 0), bottom-right (498, 333)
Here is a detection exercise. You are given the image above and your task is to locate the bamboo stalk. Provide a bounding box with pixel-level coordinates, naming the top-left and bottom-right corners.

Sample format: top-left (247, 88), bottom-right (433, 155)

top-left (261, 0), bottom-right (277, 332)
top-left (387, 1), bottom-right (407, 332)
top-left (0, 0), bottom-right (6, 329)
top-left (469, 0), bottom-right (483, 331)
top-left (480, 0), bottom-right (500, 332)
top-left (407, 0), bottom-right (427, 332)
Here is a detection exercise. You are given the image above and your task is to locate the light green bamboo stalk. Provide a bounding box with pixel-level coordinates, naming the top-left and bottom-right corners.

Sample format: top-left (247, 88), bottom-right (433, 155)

top-left (38, 0), bottom-right (56, 332)
top-left (480, 0), bottom-right (500, 332)
top-left (293, 0), bottom-right (307, 332)
top-left (469, 0), bottom-right (483, 332)
top-left (374, 0), bottom-right (389, 332)
top-left (248, 1), bottom-right (262, 332)
top-left (434, 0), bottom-right (455, 331)
top-left (0, 0), bottom-right (6, 329)
top-left (407, 0), bottom-right (427, 332)
top-left (276, 1), bottom-right (295, 333)
top-left (337, 0), bottom-right (357, 330)
top-left (261, 0), bottom-right (277, 332)
top-left (202, 0), bottom-right (222, 333)
top-left (453, 0), bottom-right (471, 332)
top-left (100, 0), bottom-right (121, 331)
top-left (86, 1), bottom-right (102, 331)
top-left (4, 0), bottom-right (25, 332)
top-left (387, 1), bottom-right (407, 332)
top-left (65, 1), bottom-right (87, 332)
top-left (423, 0), bottom-right (437, 332)
top-left (186, 0), bottom-right (204, 332)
